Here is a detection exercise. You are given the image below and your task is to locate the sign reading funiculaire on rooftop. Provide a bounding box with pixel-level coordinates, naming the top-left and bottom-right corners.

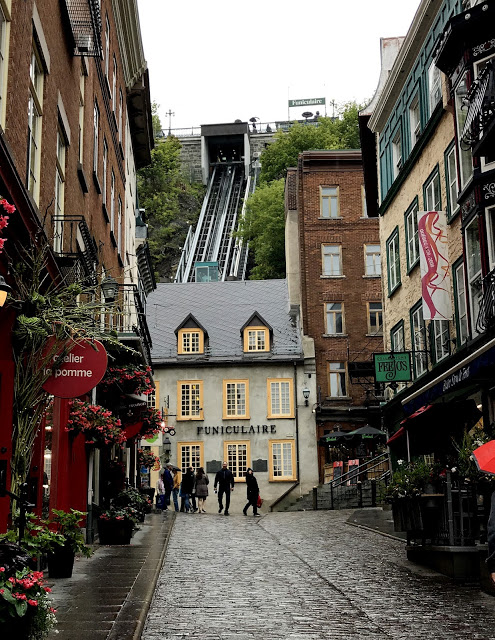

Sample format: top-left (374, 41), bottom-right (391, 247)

top-left (288, 97), bottom-right (326, 108)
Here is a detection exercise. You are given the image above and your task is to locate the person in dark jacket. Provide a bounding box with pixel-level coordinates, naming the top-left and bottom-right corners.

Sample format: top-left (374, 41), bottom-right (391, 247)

top-left (243, 468), bottom-right (261, 517)
top-left (180, 466), bottom-right (195, 513)
top-left (214, 461), bottom-right (234, 515)
top-left (162, 466), bottom-right (174, 511)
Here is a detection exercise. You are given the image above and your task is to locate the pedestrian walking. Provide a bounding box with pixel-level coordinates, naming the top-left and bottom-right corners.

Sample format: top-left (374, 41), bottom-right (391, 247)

top-left (180, 466), bottom-right (195, 513)
top-left (171, 467), bottom-right (180, 512)
top-left (214, 461), bottom-right (234, 515)
top-left (163, 465), bottom-right (174, 510)
top-left (243, 468), bottom-right (261, 517)
top-left (195, 467), bottom-right (209, 513)
top-left (156, 473), bottom-right (165, 511)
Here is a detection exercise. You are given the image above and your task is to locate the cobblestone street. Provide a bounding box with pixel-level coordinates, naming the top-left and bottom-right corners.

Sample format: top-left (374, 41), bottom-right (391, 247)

top-left (143, 510), bottom-right (495, 640)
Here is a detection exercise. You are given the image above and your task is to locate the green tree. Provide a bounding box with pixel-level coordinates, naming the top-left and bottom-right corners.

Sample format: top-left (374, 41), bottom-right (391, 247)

top-left (138, 134), bottom-right (204, 281)
top-left (236, 179), bottom-right (286, 280)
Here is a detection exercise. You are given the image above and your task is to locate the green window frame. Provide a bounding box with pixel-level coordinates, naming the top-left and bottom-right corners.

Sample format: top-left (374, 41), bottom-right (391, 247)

top-left (390, 320), bottom-right (405, 353)
top-left (423, 165), bottom-right (442, 212)
top-left (444, 142), bottom-right (459, 221)
top-left (404, 197), bottom-right (420, 272)
top-left (386, 226), bottom-right (401, 296)
top-left (452, 256), bottom-right (468, 348)
top-left (410, 300), bottom-right (427, 378)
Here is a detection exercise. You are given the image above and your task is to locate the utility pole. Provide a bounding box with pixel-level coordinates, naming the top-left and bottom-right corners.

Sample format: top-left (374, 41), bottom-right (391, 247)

top-left (166, 109), bottom-right (175, 135)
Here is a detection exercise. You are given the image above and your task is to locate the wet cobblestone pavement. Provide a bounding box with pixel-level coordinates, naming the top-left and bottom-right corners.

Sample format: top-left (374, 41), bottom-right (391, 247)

top-left (143, 510), bottom-right (495, 640)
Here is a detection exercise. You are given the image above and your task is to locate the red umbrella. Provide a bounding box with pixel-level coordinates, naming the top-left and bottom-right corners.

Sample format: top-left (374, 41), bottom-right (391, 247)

top-left (472, 441), bottom-right (495, 475)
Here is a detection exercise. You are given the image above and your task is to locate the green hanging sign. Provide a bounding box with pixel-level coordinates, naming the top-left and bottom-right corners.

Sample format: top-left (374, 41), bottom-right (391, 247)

top-left (374, 352), bottom-right (412, 383)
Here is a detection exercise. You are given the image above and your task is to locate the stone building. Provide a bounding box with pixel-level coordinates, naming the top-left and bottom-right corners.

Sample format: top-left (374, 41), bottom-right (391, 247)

top-left (147, 279), bottom-right (319, 511)
top-left (285, 151), bottom-right (383, 483)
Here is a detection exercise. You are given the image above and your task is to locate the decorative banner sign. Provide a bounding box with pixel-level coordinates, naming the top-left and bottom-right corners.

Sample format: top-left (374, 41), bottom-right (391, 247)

top-left (417, 210), bottom-right (452, 320)
top-left (42, 338), bottom-right (108, 398)
top-left (288, 97), bottom-right (325, 108)
top-left (374, 352), bottom-right (412, 383)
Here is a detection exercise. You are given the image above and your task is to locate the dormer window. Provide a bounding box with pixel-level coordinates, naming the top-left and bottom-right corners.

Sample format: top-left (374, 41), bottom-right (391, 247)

top-left (241, 312), bottom-right (272, 353)
top-left (175, 314), bottom-right (207, 356)
top-left (178, 328), bottom-right (204, 354)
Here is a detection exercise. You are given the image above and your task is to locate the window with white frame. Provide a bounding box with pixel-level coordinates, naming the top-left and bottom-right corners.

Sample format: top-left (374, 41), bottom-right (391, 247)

top-left (411, 304), bottom-right (427, 377)
top-left (454, 261), bottom-right (468, 345)
top-left (110, 170), bottom-right (115, 233)
top-left (361, 185), bottom-right (367, 217)
top-left (177, 381), bottom-right (203, 420)
top-left (27, 45), bottom-right (44, 202)
top-left (386, 229), bottom-right (400, 293)
top-left (225, 442), bottom-right (249, 480)
top-left (424, 169), bottom-right (441, 211)
top-left (320, 186), bottom-right (339, 218)
top-left (112, 55), bottom-right (117, 107)
top-left (328, 362), bottom-right (347, 397)
top-left (454, 72), bottom-right (473, 189)
top-left (392, 130), bottom-right (402, 178)
top-left (223, 380), bottom-right (249, 419)
top-left (409, 94), bottom-right (421, 147)
top-left (322, 245), bottom-right (342, 276)
top-left (365, 244), bottom-right (381, 276)
top-left (117, 195), bottom-right (122, 254)
top-left (445, 145), bottom-right (459, 219)
top-left (0, 7), bottom-right (9, 127)
top-left (486, 206), bottom-right (495, 270)
top-left (178, 442), bottom-right (203, 473)
top-left (53, 126), bottom-right (66, 254)
top-left (267, 379), bottom-right (294, 418)
top-left (405, 201), bottom-right (419, 269)
top-left (474, 55), bottom-right (495, 170)
top-left (118, 89), bottom-right (123, 144)
top-left (269, 440), bottom-right (296, 481)
top-left (325, 302), bottom-right (344, 335)
top-left (465, 217), bottom-right (482, 336)
top-left (78, 69), bottom-right (85, 164)
top-left (93, 101), bottom-right (99, 175)
top-left (104, 15), bottom-right (110, 77)
top-left (102, 139), bottom-right (108, 206)
top-left (368, 302), bottom-right (383, 335)
top-left (391, 322), bottom-right (405, 352)
top-left (432, 320), bottom-right (450, 363)
top-left (428, 62), bottom-right (442, 115)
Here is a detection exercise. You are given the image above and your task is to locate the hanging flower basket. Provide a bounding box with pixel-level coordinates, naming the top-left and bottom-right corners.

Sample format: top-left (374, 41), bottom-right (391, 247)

top-left (66, 399), bottom-right (127, 447)
top-left (99, 364), bottom-right (154, 397)
top-left (139, 407), bottom-right (164, 440)
top-left (137, 449), bottom-right (159, 469)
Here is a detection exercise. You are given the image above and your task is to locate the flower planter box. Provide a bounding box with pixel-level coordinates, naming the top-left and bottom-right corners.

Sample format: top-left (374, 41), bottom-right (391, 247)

top-left (97, 518), bottom-right (133, 545)
top-left (48, 543), bottom-right (76, 579)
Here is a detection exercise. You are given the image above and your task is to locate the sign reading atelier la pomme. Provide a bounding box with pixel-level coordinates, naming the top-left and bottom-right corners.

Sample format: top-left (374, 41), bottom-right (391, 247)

top-left (374, 352), bottom-right (412, 383)
top-left (42, 337), bottom-right (108, 398)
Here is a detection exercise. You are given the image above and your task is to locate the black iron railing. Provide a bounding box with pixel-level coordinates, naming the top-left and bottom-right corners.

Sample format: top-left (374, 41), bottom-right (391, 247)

top-left (52, 215), bottom-right (98, 285)
top-left (329, 453), bottom-right (391, 510)
top-left (476, 267), bottom-right (495, 334)
top-left (61, 0), bottom-right (102, 57)
top-left (461, 59), bottom-right (495, 149)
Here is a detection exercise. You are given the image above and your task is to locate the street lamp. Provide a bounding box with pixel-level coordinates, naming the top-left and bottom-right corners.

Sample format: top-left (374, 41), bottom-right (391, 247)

top-left (0, 275), bottom-right (11, 307)
top-left (101, 276), bottom-right (118, 303)
top-left (302, 386), bottom-right (310, 406)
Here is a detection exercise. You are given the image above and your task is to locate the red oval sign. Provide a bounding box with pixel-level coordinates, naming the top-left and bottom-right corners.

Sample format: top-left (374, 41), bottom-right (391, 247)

top-left (42, 338), bottom-right (108, 398)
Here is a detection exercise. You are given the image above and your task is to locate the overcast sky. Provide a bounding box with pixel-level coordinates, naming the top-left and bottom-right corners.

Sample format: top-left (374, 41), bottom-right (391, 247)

top-left (136, 0), bottom-right (420, 132)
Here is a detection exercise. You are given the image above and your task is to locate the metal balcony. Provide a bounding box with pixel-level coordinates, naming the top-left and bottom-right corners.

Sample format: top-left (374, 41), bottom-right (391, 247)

top-left (60, 0), bottom-right (102, 57)
top-left (52, 215), bottom-right (98, 285)
top-left (476, 267), bottom-right (495, 334)
top-left (114, 284), bottom-right (153, 365)
top-left (461, 59), bottom-right (495, 157)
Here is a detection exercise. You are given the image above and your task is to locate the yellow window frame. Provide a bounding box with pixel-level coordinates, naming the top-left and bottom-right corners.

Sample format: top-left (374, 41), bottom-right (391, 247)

top-left (178, 328), bottom-right (204, 354)
top-left (177, 441), bottom-right (204, 474)
top-left (223, 379), bottom-right (250, 419)
top-left (223, 440), bottom-right (251, 482)
top-left (319, 185), bottom-right (340, 218)
top-left (177, 380), bottom-right (204, 421)
top-left (243, 326), bottom-right (269, 352)
top-left (269, 439), bottom-right (296, 481)
top-left (267, 378), bottom-right (294, 419)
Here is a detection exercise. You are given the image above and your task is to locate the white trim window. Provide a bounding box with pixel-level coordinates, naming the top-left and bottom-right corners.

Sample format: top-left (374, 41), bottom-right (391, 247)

top-left (320, 186), bottom-right (339, 218)
top-left (454, 72), bottom-right (474, 189)
top-left (486, 206), bottom-right (495, 270)
top-left (391, 323), bottom-right (405, 352)
top-left (104, 15), bottom-right (110, 77)
top-left (428, 62), bottom-right (442, 116)
top-left (474, 55), bottom-right (495, 170)
top-left (117, 195), bottom-right (122, 254)
top-left (392, 130), bottom-right (402, 179)
top-left (405, 202), bottom-right (419, 268)
top-left (112, 55), bottom-right (117, 107)
top-left (110, 169), bottom-right (115, 233)
top-left (409, 94), bottom-right (420, 147)
top-left (424, 170), bottom-right (441, 211)
top-left (454, 262), bottom-right (468, 345)
top-left (386, 230), bottom-right (400, 293)
top-left (102, 138), bottom-right (108, 206)
top-left (118, 89), bottom-right (123, 144)
top-left (328, 362), bottom-right (347, 397)
top-left (432, 320), bottom-right (450, 363)
top-left (78, 69), bottom-right (85, 164)
top-left (368, 302), bottom-right (383, 335)
top-left (365, 244), bottom-right (381, 276)
top-left (27, 45), bottom-right (44, 202)
top-left (465, 217), bottom-right (482, 336)
top-left (226, 442), bottom-right (248, 480)
top-left (93, 101), bottom-right (99, 175)
top-left (53, 126), bottom-right (66, 253)
top-left (411, 305), bottom-right (427, 377)
top-left (322, 245), bottom-right (342, 276)
top-left (325, 302), bottom-right (344, 335)
top-left (445, 145), bottom-right (459, 218)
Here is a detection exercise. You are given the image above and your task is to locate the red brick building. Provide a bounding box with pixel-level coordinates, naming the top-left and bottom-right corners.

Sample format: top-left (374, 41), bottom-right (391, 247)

top-left (286, 151), bottom-right (383, 482)
top-left (0, 0), bottom-right (154, 532)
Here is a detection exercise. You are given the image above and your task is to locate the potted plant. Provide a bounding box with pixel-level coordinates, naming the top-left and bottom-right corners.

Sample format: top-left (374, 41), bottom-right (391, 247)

top-left (0, 513), bottom-right (65, 571)
top-left (45, 509), bottom-right (92, 579)
top-left (114, 487), bottom-right (152, 523)
top-left (0, 543), bottom-right (57, 639)
top-left (97, 506), bottom-right (138, 545)
top-left (66, 399), bottom-right (127, 447)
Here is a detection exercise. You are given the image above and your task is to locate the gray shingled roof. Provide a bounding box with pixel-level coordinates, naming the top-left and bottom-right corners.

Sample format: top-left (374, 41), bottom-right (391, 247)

top-left (146, 279), bottom-right (302, 363)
